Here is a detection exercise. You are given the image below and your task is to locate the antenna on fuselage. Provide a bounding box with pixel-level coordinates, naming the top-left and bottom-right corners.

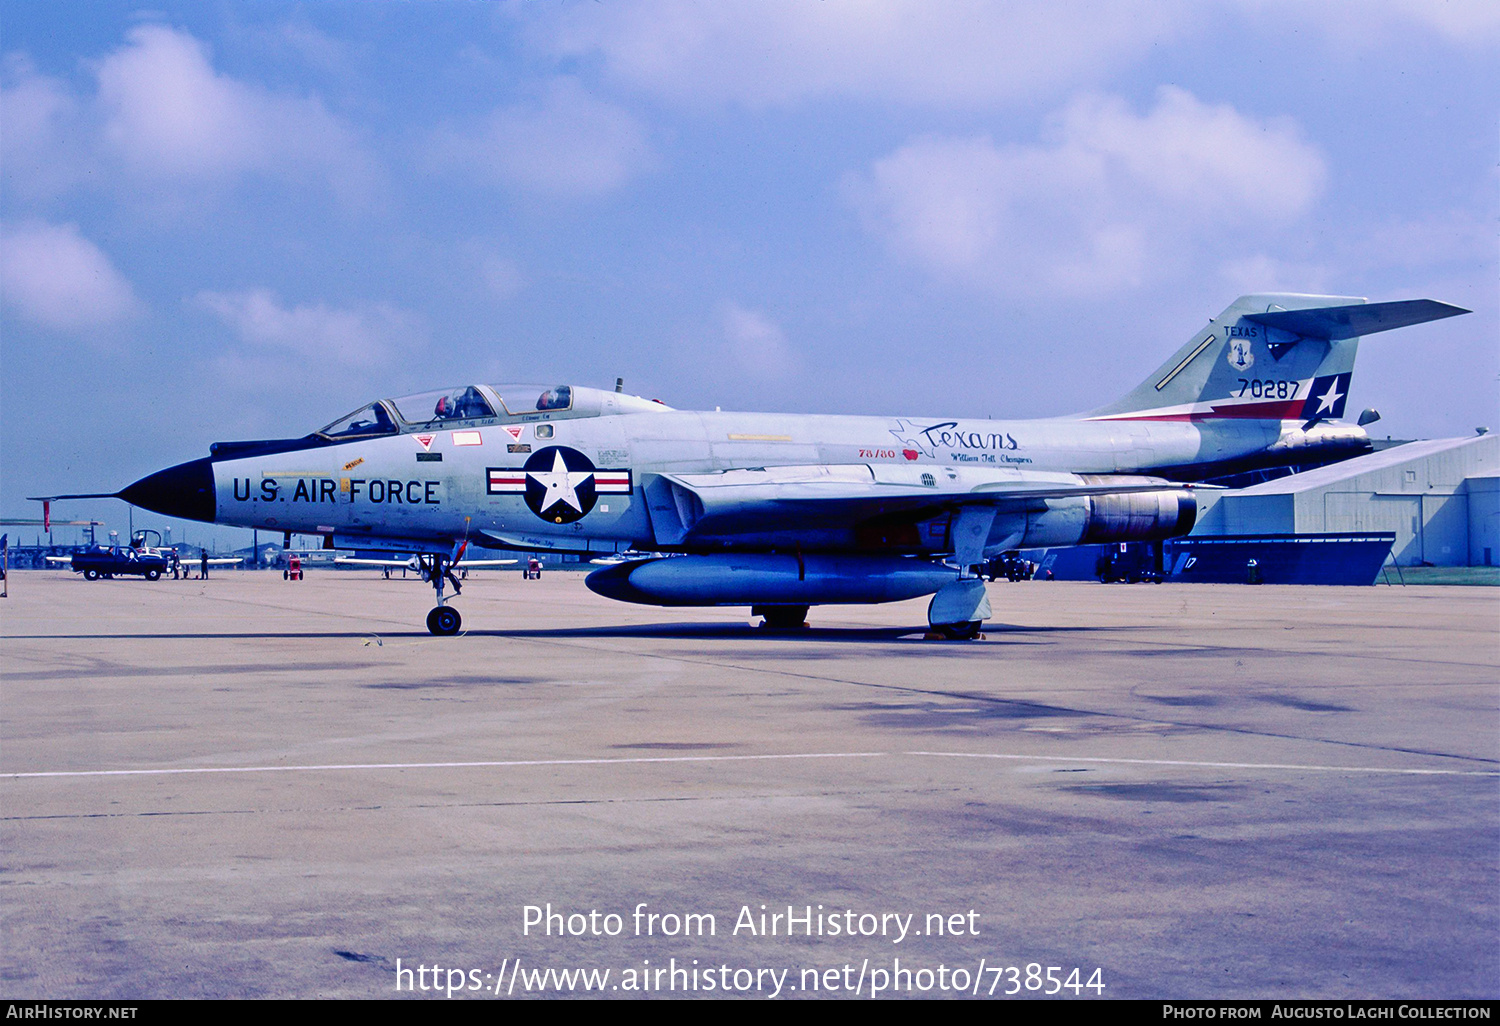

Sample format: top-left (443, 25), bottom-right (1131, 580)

top-left (615, 378), bottom-right (624, 393)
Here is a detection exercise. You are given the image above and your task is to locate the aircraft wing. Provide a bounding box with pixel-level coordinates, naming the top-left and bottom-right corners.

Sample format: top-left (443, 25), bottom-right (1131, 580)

top-left (455, 558), bottom-right (518, 567)
top-left (654, 463), bottom-right (1194, 531)
top-left (620, 463), bottom-right (1209, 565)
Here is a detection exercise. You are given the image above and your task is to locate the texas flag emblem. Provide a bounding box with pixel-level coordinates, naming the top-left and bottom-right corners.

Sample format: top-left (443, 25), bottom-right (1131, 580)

top-left (1300, 373), bottom-right (1352, 421)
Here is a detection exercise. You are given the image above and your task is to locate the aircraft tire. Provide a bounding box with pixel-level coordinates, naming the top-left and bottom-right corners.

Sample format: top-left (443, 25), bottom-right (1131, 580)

top-left (427, 606), bottom-right (462, 636)
top-left (935, 620), bottom-right (982, 641)
top-left (83, 570), bottom-right (99, 581)
top-left (758, 605), bottom-right (810, 629)
top-left (146, 569), bottom-right (161, 581)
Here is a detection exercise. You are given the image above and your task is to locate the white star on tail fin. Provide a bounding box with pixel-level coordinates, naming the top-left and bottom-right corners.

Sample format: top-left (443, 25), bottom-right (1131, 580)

top-left (1314, 379), bottom-right (1344, 415)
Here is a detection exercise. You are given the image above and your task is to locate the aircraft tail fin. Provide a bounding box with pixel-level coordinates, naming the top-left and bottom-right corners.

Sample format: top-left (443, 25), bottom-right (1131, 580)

top-left (1085, 294), bottom-right (1468, 423)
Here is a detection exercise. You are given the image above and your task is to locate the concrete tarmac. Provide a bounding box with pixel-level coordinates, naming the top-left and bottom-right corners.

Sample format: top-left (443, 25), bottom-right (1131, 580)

top-left (2, 570), bottom-right (1496, 999)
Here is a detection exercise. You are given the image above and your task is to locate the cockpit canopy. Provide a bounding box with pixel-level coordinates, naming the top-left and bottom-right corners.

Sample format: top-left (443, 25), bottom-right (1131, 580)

top-left (320, 402), bottom-right (399, 439)
top-left (316, 383), bottom-right (667, 439)
top-left (388, 385), bottom-right (498, 425)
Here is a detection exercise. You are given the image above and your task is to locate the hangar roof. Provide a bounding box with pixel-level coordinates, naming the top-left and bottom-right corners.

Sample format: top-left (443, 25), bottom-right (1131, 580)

top-left (1237, 435), bottom-right (1492, 495)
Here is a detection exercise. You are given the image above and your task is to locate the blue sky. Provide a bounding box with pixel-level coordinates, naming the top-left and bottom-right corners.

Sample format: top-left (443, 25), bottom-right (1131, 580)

top-left (2, 1), bottom-right (1496, 547)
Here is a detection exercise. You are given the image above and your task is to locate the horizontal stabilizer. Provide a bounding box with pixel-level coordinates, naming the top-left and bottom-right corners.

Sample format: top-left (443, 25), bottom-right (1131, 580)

top-left (1244, 299), bottom-right (1469, 340)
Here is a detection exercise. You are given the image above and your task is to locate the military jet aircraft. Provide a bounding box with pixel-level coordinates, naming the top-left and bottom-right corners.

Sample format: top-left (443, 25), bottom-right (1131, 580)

top-left (37, 293), bottom-right (1466, 637)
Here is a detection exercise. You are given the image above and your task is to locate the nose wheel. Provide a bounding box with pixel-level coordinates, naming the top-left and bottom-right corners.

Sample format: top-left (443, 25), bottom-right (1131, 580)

top-left (426, 605), bottom-right (462, 636)
top-left (421, 552), bottom-right (464, 635)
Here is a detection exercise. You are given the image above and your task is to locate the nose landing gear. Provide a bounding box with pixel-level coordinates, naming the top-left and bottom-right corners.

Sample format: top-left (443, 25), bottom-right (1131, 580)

top-left (426, 605), bottom-right (461, 635)
top-left (421, 553), bottom-right (464, 636)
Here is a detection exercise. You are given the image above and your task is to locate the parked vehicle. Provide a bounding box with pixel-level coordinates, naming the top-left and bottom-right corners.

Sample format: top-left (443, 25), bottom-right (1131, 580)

top-left (67, 545), bottom-right (170, 581)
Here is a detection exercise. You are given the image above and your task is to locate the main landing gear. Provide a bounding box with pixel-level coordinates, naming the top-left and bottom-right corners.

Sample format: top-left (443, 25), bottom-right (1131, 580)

top-left (926, 577), bottom-right (991, 641)
top-left (754, 604), bottom-right (810, 630)
top-left (931, 620), bottom-right (983, 641)
top-left (421, 553), bottom-right (464, 636)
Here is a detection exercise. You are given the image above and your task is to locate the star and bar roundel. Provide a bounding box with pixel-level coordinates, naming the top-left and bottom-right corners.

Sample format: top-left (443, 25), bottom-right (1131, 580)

top-left (487, 446), bottom-right (632, 523)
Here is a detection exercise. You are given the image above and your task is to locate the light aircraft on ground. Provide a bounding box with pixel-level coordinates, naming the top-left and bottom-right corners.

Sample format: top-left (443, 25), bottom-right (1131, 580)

top-left (36, 294), bottom-right (1466, 636)
top-left (588, 550), bottom-right (670, 566)
top-left (334, 553), bottom-right (518, 576)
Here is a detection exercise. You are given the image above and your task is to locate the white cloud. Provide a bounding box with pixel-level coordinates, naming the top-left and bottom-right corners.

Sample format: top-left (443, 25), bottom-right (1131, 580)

top-left (0, 57), bottom-right (94, 200)
top-left (1057, 89), bottom-right (1323, 218)
top-left (194, 288), bottom-right (425, 367)
top-left (271, 19), bottom-right (361, 79)
top-left (1241, 0), bottom-right (1500, 46)
top-left (1, 221), bottom-right (142, 330)
top-left (1228, 210), bottom-right (1492, 301)
top-left (427, 77), bottom-right (653, 198)
top-left (452, 241), bottom-right (527, 300)
top-left (534, 0), bottom-right (1498, 114)
top-left (537, 0), bottom-right (1188, 109)
top-left (1218, 254), bottom-right (1331, 296)
top-left (1384, 0), bottom-right (1500, 40)
top-left (848, 87), bottom-right (1326, 295)
top-left (721, 303), bottom-right (797, 379)
top-left (1346, 212), bottom-right (1494, 273)
top-left (93, 25), bottom-right (375, 201)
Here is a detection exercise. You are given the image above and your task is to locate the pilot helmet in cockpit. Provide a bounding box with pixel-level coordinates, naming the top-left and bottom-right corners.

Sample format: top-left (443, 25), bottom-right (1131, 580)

top-left (434, 386), bottom-right (493, 420)
top-left (536, 385), bottom-right (572, 411)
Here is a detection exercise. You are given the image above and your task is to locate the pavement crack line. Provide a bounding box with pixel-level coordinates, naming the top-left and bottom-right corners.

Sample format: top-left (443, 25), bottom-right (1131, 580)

top-left (478, 635), bottom-right (1500, 768)
top-left (5, 750), bottom-right (1495, 781)
top-left (1, 786), bottom-right (964, 821)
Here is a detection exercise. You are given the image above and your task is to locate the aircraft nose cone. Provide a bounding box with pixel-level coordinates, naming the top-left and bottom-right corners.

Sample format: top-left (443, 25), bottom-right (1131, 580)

top-left (118, 458), bottom-right (216, 523)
